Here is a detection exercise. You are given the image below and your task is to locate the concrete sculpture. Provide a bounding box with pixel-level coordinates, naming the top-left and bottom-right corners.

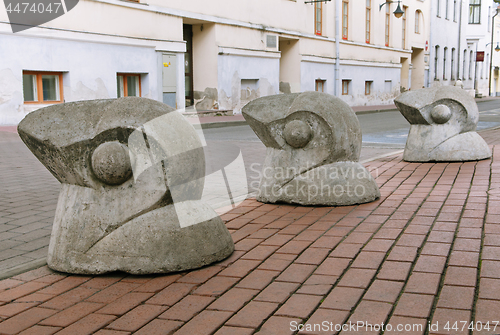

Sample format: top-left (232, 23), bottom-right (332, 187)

top-left (18, 97), bottom-right (234, 274)
top-left (242, 91), bottom-right (380, 206)
top-left (395, 86), bottom-right (491, 162)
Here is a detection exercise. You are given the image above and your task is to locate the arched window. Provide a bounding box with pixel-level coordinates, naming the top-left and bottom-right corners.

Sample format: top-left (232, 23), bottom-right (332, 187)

top-left (463, 49), bottom-right (467, 80)
top-left (470, 50), bottom-right (474, 79)
top-left (451, 48), bottom-right (456, 80)
top-left (443, 47), bottom-right (448, 80)
top-left (415, 11), bottom-right (421, 33)
top-left (342, 0), bottom-right (349, 39)
top-left (435, 46), bottom-right (440, 80)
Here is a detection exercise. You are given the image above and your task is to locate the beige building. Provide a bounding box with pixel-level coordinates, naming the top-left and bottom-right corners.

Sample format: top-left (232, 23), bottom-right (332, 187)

top-left (0, 0), bottom-right (432, 124)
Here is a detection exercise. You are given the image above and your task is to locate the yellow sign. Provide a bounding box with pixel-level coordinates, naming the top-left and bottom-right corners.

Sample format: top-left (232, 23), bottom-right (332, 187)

top-left (163, 62), bottom-right (171, 67)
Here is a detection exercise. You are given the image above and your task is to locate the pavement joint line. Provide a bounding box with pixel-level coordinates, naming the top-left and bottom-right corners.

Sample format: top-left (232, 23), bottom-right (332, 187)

top-left (302, 160), bottom-right (432, 329)
top-left (384, 162), bottom-right (464, 333)
top-left (470, 146), bottom-right (496, 332)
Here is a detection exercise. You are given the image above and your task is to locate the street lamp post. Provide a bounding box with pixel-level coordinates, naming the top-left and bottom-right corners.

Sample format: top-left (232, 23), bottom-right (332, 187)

top-left (379, 0), bottom-right (405, 18)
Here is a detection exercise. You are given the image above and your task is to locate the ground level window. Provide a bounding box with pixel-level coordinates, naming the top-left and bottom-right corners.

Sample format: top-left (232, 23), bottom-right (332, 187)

top-left (23, 71), bottom-right (63, 103)
top-left (342, 80), bottom-right (350, 95)
top-left (315, 79), bottom-right (325, 92)
top-left (117, 73), bottom-right (141, 97)
top-left (365, 81), bottom-right (372, 95)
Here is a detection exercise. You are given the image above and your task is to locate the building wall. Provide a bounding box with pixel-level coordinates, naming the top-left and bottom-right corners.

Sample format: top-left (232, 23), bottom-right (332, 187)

top-left (0, 0), bottom-right (440, 124)
top-left (217, 53), bottom-right (279, 113)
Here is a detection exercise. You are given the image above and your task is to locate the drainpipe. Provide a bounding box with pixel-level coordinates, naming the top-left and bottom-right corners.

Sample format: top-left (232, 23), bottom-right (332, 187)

top-left (457, 0), bottom-right (463, 82)
top-left (427, 3), bottom-right (434, 87)
top-left (334, 0), bottom-right (340, 96)
top-left (489, 7), bottom-right (498, 96)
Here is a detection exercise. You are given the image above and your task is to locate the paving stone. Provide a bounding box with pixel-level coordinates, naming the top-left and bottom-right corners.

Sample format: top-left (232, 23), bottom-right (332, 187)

top-left (275, 294), bottom-right (322, 319)
top-left (226, 301), bottom-right (278, 328)
top-left (207, 287), bottom-right (258, 312)
top-left (393, 293), bottom-right (434, 318)
top-left (106, 304), bottom-right (167, 332)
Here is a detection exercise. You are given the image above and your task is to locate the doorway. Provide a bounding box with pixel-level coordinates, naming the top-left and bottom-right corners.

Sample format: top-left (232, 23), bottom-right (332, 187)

top-left (183, 24), bottom-right (194, 107)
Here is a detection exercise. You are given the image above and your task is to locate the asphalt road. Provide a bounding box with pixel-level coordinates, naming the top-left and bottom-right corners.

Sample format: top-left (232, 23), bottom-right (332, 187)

top-left (202, 99), bottom-right (500, 150)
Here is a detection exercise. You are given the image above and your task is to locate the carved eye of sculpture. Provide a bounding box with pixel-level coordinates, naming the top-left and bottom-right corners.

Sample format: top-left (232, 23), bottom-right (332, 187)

top-left (283, 119), bottom-right (313, 148)
top-left (430, 104), bottom-right (452, 124)
top-left (91, 142), bottom-right (133, 185)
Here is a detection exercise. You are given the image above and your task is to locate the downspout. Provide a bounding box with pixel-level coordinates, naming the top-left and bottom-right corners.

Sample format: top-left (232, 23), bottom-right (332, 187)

top-left (427, 2), bottom-right (434, 87)
top-left (457, 0), bottom-right (463, 82)
top-left (489, 6), bottom-right (498, 96)
top-left (335, 0), bottom-right (341, 96)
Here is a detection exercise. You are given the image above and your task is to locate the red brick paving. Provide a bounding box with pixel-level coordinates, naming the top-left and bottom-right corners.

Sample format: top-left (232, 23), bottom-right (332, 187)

top-left (2, 144), bottom-right (500, 334)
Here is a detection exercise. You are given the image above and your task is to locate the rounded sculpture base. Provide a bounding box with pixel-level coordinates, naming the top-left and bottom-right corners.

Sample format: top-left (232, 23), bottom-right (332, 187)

top-left (47, 200), bottom-right (234, 275)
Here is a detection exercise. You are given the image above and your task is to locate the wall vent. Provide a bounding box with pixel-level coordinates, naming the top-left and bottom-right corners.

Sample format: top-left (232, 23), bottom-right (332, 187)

top-left (266, 35), bottom-right (277, 49)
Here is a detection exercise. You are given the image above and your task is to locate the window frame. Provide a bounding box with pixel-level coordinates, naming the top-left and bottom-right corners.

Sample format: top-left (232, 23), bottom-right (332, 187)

top-left (117, 73), bottom-right (142, 98)
top-left (315, 79), bottom-right (326, 92)
top-left (443, 47), bottom-right (448, 80)
top-left (342, 80), bottom-right (350, 95)
top-left (366, 0), bottom-right (371, 43)
top-left (415, 10), bottom-right (420, 34)
top-left (315, 1), bottom-right (322, 35)
top-left (342, 0), bottom-right (349, 40)
top-left (365, 81), bottom-right (372, 95)
top-left (434, 46), bottom-right (440, 80)
top-left (451, 48), bottom-right (456, 80)
top-left (385, 3), bottom-right (390, 47)
top-left (22, 71), bottom-right (64, 104)
top-left (469, 0), bottom-right (481, 24)
top-left (402, 6), bottom-right (407, 49)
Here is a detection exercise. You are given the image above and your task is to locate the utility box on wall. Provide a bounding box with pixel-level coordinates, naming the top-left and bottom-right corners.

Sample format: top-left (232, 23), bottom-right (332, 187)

top-left (162, 54), bottom-right (177, 108)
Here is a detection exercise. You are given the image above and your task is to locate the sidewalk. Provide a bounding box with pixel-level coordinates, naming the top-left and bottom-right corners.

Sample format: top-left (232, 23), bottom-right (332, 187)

top-left (0, 128), bottom-right (499, 334)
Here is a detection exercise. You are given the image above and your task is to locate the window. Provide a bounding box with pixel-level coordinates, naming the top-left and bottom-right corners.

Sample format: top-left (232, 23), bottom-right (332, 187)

top-left (342, 80), bottom-right (350, 95)
top-left (445, 0), bottom-right (449, 19)
top-left (489, 6), bottom-right (492, 32)
top-left (384, 80), bottom-right (392, 92)
top-left (451, 48), bottom-right (456, 80)
top-left (402, 6), bottom-right (407, 49)
top-left (117, 73), bottom-right (141, 97)
top-left (365, 81), bottom-right (372, 95)
top-left (415, 11), bottom-right (420, 33)
top-left (443, 47), bottom-right (448, 80)
top-left (342, 0), bottom-right (348, 39)
top-left (23, 71), bottom-right (63, 104)
top-left (315, 2), bottom-right (322, 35)
top-left (434, 46), bottom-right (440, 80)
top-left (315, 79), bottom-right (325, 92)
top-left (469, 0), bottom-right (481, 24)
top-left (437, 0), bottom-right (440, 16)
top-left (486, 53), bottom-right (490, 79)
top-left (463, 49), bottom-right (467, 80)
top-left (454, 0), bottom-right (457, 21)
top-left (385, 3), bottom-right (390, 46)
top-left (470, 50), bottom-right (474, 79)
top-left (366, 0), bottom-right (371, 43)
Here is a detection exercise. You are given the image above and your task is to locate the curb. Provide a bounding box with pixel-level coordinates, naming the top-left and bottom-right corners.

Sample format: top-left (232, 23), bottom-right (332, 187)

top-left (0, 258), bottom-right (47, 280)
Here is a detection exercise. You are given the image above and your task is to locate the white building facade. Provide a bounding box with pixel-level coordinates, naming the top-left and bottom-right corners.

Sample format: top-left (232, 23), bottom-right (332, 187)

top-left (0, 0), bottom-right (440, 125)
top-left (429, 0), bottom-right (497, 97)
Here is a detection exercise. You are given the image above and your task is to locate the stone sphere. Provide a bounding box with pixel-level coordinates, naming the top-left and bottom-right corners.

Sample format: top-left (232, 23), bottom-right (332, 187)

top-left (431, 104), bottom-right (452, 124)
top-left (283, 120), bottom-right (312, 148)
top-left (91, 142), bottom-right (132, 185)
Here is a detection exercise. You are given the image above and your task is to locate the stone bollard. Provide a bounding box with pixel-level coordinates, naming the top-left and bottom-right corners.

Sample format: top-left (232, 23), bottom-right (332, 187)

top-left (18, 97), bottom-right (234, 275)
top-left (395, 86), bottom-right (491, 162)
top-left (242, 91), bottom-right (380, 206)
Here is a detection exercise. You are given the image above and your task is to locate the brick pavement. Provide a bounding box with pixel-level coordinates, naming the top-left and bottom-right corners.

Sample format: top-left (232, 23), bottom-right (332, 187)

top-left (0, 125), bottom-right (400, 279)
top-left (1, 132), bottom-right (500, 334)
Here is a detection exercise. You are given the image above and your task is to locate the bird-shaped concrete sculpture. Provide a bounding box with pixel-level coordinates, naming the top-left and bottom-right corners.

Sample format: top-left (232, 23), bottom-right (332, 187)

top-left (18, 97), bottom-right (234, 274)
top-left (242, 91), bottom-right (380, 206)
top-left (395, 86), bottom-right (491, 162)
